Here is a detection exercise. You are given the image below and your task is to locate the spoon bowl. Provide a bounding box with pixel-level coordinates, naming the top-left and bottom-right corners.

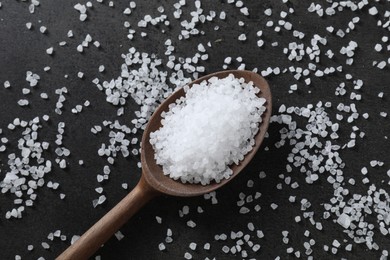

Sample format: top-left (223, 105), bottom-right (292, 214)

top-left (142, 70), bottom-right (272, 196)
top-left (57, 70), bottom-right (272, 260)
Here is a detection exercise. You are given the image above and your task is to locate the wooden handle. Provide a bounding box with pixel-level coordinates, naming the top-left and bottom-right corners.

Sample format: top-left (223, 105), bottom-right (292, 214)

top-left (57, 176), bottom-right (159, 260)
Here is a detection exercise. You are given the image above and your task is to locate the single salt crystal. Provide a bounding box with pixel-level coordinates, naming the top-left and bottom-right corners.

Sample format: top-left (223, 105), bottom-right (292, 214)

top-left (46, 47), bottom-right (54, 55)
top-left (40, 26), bottom-right (47, 33)
top-left (59, 159), bottom-right (66, 169)
top-left (4, 80), bottom-right (11, 88)
top-left (187, 220), bottom-right (196, 228)
top-left (184, 252), bottom-right (192, 259)
top-left (337, 213), bottom-right (351, 228)
top-left (368, 6), bottom-right (378, 15)
top-left (158, 243), bottom-right (166, 251)
top-left (238, 33), bottom-right (247, 41)
top-left (18, 99), bottom-right (29, 106)
top-left (375, 44), bottom-right (383, 52)
top-left (71, 235), bottom-right (80, 245)
top-left (264, 8), bottom-right (272, 16)
top-left (247, 222), bottom-right (255, 231)
top-left (257, 40), bottom-right (264, 47)
top-left (77, 45), bottom-right (83, 53)
top-left (377, 61), bottom-right (386, 69)
top-left (41, 242), bottom-right (50, 249)
top-left (189, 242), bottom-right (197, 250)
top-left (332, 240), bottom-right (341, 248)
top-left (26, 22), bottom-right (32, 29)
top-left (99, 65), bottom-right (105, 72)
top-left (114, 231), bottom-right (124, 241)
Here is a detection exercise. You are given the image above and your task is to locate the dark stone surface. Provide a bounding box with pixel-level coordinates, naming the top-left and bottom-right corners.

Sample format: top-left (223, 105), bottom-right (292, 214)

top-left (0, 0), bottom-right (389, 259)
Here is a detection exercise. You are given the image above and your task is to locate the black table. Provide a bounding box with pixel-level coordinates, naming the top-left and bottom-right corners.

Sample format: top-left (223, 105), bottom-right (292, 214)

top-left (0, 1), bottom-right (389, 259)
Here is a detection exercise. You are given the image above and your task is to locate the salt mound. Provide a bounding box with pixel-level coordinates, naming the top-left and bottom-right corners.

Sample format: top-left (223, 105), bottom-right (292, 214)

top-left (150, 74), bottom-right (267, 185)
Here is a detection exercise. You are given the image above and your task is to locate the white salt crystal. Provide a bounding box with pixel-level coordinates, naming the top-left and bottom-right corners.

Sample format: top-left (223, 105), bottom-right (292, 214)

top-left (368, 6), bottom-right (378, 15)
top-left (158, 243), bottom-right (166, 251)
top-left (238, 34), bottom-right (247, 41)
top-left (264, 8), bottom-right (272, 16)
top-left (187, 220), bottom-right (196, 228)
top-left (377, 61), bottom-right (386, 69)
top-left (332, 240), bottom-right (341, 248)
top-left (41, 242), bottom-right (50, 249)
top-left (337, 213), bottom-right (351, 228)
top-left (189, 242), bottom-right (197, 250)
top-left (40, 26), bottom-right (47, 33)
top-left (71, 235), bottom-right (80, 245)
top-left (46, 47), bottom-right (54, 55)
top-left (4, 80), bottom-right (11, 88)
top-left (375, 44), bottom-right (383, 52)
top-left (77, 45), bottom-right (83, 53)
top-left (114, 231), bottom-right (124, 241)
top-left (184, 252), bottom-right (192, 259)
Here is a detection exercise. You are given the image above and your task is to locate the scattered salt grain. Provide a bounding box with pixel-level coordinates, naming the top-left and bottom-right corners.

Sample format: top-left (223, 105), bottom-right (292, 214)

top-left (158, 243), bottom-right (166, 251)
top-left (187, 220), bottom-right (196, 228)
top-left (184, 252), bottom-right (192, 259)
top-left (39, 26), bottom-right (47, 34)
top-left (41, 242), bottom-right (50, 249)
top-left (114, 231), bottom-right (124, 241)
top-left (4, 80), bottom-right (10, 88)
top-left (189, 242), bottom-right (197, 250)
top-left (337, 213), bottom-right (351, 229)
top-left (46, 47), bottom-right (54, 55)
top-left (368, 6), bottom-right (378, 16)
top-left (71, 235), bottom-right (80, 245)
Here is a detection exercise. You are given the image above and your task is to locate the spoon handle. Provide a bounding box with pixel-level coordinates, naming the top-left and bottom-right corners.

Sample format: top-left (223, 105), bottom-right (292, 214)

top-left (57, 176), bottom-right (159, 260)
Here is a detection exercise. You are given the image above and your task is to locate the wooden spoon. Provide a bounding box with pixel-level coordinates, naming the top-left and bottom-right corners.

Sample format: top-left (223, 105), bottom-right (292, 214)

top-left (57, 70), bottom-right (272, 260)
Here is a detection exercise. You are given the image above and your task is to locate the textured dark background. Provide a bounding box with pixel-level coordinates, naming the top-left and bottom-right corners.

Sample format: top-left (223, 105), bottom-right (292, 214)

top-left (0, 0), bottom-right (389, 259)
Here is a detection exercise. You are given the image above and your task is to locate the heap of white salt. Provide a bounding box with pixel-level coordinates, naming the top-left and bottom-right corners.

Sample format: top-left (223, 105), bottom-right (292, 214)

top-left (150, 74), bottom-right (266, 185)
